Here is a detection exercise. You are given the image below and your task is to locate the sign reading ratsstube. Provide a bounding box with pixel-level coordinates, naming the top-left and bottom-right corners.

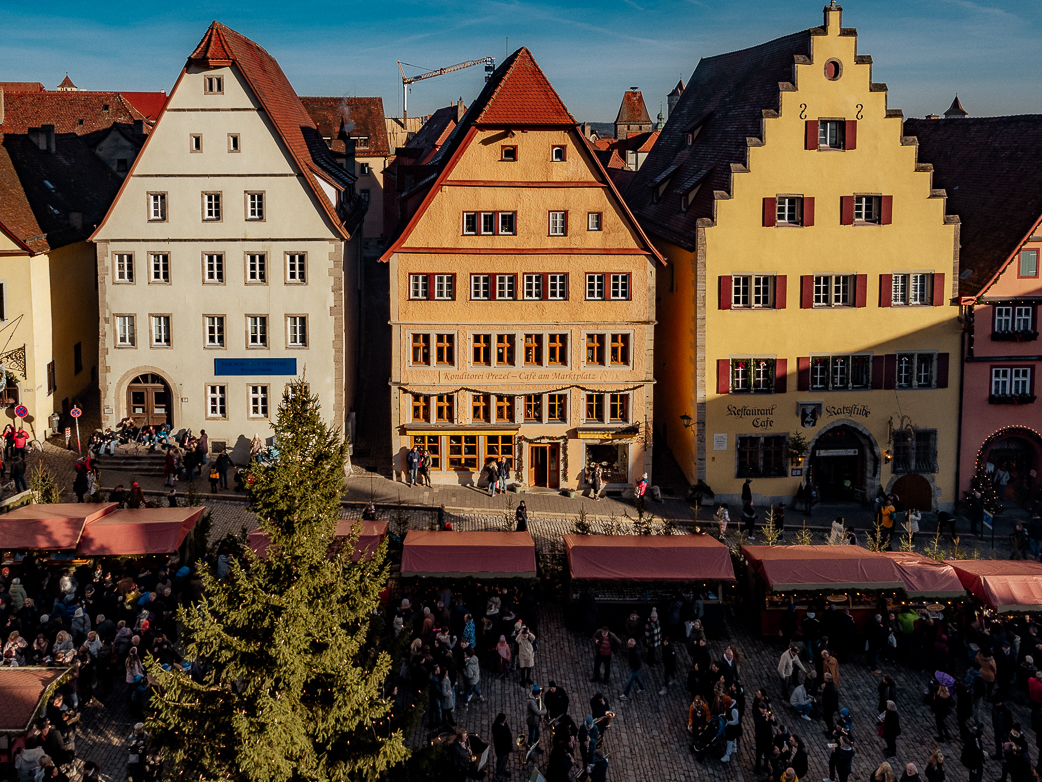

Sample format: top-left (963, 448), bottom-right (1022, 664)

top-left (214, 358), bottom-right (297, 376)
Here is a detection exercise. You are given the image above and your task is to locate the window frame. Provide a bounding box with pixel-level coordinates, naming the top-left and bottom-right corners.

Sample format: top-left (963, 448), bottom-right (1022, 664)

top-left (817, 119), bottom-right (844, 150)
top-left (245, 191), bottom-right (265, 221)
top-left (548, 211), bottom-right (567, 237)
top-left (470, 274), bottom-right (490, 300)
top-left (147, 192), bottom-right (167, 222)
top-left (812, 273), bottom-right (854, 308)
top-left (202, 191), bottom-right (222, 222)
top-left (731, 274), bottom-right (775, 309)
top-left (587, 212), bottom-right (602, 231)
top-left (114, 314), bottom-right (136, 348)
top-left (148, 252), bottom-right (170, 285)
top-left (495, 274), bottom-right (516, 301)
top-left (1019, 249), bottom-right (1039, 279)
top-left (585, 392), bottom-right (605, 423)
top-left (775, 196), bottom-right (803, 226)
top-left (286, 315), bottom-right (308, 349)
top-left (524, 333), bottom-right (543, 366)
top-left (204, 75), bottom-right (224, 95)
top-left (248, 384), bottom-right (270, 419)
top-left (433, 274), bottom-right (455, 301)
top-left (609, 392), bottom-right (630, 423)
top-left (494, 395), bottom-right (515, 423)
top-left (471, 333), bottom-right (491, 366)
top-left (894, 351), bottom-right (937, 389)
top-left (447, 434), bottom-right (478, 470)
top-left (495, 333), bottom-right (516, 367)
top-left (285, 252), bottom-right (307, 284)
top-left (500, 145), bottom-right (518, 162)
top-left (853, 194), bottom-right (881, 225)
top-left (547, 392), bottom-right (568, 423)
top-left (472, 393), bottom-right (490, 423)
top-left (206, 384), bottom-right (227, 420)
top-left (497, 211), bottom-right (516, 236)
top-left (547, 332), bottom-right (568, 366)
top-left (586, 273), bottom-right (605, 301)
top-left (246, 314), bottom-right (268, 349)
top-left (149, 313), bottom-right (172, 349)
top-left (891, 272), bottom-right (933, 307)
top-left (204, 315), bottom-right (226, 349)
top-left (551, 145), bottom-right (567, 162)
top-left (410, 332), bottom-right (431, 366)
top-left (113, 252), bottom-right (134, 284)
top-left (228, 134), bottom-right (240, 153)
top-left (245, 252), bottom-right (267, 285)
top-left (730, 357), bottom-right (777, 394)
top-left (736, 434), bottom-right (788, 478)
top-left (202, 252), bottom-right (225, 285)
top-left (809, 354), bottom-right (873, 391)
top-left (990, 365), bottom-right (1035, 400)
top-left (435, 332), bottom-right (456, 366)
top-left (190, 134), bottom-right (203, 153)
top-left (435, 393), bottom-right (455, 423)
top-left (411, 393), bottom-right (431, 423)
top-left (609, 273), bottom-right (632, 301)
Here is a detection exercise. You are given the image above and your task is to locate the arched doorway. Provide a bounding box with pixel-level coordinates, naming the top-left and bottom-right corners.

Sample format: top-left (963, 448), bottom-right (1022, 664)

top-left (808, 422), bottom-right (879, 503)
top-left (978, 427), bottom-right (1042, 506)
top-left (126, 373), bottom-right (172, 427)
top-left (891, 474), bottom-right (933, 510)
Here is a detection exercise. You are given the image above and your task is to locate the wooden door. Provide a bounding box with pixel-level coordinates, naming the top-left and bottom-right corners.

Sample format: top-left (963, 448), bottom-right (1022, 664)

top-left (528, 444), bottom-right (560, 488)
top-left (126, 374), bottom-right (171, 427)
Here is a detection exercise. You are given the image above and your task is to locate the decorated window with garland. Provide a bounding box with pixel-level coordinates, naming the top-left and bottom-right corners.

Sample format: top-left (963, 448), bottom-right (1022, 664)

top-left (731, 358), bottom-right (775, 393)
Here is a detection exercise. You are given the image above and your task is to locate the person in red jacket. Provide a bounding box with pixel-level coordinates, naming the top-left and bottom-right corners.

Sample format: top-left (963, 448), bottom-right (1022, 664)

top-left (12, 427), bottom-right (28, 458)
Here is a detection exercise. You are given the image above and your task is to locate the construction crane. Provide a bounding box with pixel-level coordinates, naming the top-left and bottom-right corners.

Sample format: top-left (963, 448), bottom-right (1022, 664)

top-left (398, 57), bottom-right (495, 119)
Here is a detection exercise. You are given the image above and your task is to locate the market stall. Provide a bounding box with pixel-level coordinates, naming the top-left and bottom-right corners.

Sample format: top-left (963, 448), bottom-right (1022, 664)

top-left (947, 559), bottom-right (1042, 613)
top-left (76, 507), bottom-right (205, 557)
top-left (400, 530), bottom-right (536, 578)
top-left (0, 667), bottom-right (70, 763)
top-left (247, 519), bottom-right (388, 562)
top-left (741, 545), bottom-right (906, 635)
top-left (564, 534), bottom-right (735, 629)
top-left (881, 551), bottom-right (966, 602)
top-left (0, 503), bottom-right (119, 563)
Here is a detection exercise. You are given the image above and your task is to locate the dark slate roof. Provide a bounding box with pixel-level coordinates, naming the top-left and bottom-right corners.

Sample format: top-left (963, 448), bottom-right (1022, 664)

top-left (944, 95), bottom-right (968, 118)
top-left (301, 96), bottom-right (391, 157)
top-left (624, 29), bottom-right (813, 250)
top-left (905, 115), bottom-right (1042, 297)
top-left (668, 80), bottom-right (686, 98)
top-left (615, 91), bottom-right (651, 125)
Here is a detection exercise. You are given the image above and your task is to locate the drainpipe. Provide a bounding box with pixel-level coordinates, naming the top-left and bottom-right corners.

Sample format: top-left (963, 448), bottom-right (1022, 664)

top-left (953, 304), bottom-right (970, 509)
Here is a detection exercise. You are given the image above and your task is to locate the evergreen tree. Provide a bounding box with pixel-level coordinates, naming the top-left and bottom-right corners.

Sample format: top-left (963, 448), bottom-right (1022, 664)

top-left (147, 381), bottom-right (407, 781)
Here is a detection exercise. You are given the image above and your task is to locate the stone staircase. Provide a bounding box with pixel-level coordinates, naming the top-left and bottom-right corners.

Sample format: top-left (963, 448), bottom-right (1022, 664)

top-left (94, 445), bottom-right (166, 478)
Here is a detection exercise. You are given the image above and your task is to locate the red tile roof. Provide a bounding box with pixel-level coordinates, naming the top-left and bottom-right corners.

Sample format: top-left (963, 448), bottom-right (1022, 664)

top-left (301, 96), bottom-right (390, 157)
top-left (0, 82), bottom-right (44, 93)
top-left (615, 91), bottom-right (650, 125)
top-left (0, 667), bottom-right (68, 734)
top-left (57, 75), bottom-right (77, 90)
top-left (668, 80), bottom-right (685, 98)
top-left (119, 91), bottom-right (168, 123)
top-left (473, 47), bottom-right (575, 127)
top-left (0, 91), bottom-right (146, 136)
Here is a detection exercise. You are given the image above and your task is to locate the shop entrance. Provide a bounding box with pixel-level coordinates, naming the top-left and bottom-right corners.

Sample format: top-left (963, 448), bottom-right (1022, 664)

top-left (584, 443), bottom-right (629, 484)
top-left (126, 373), bottom-right (172, 427)
top-left (809, 424), bottom-right (873, 503)
top-left (529, 444), bottom-right (560, 488)
top-left (980, 430), bottom-right (1042, 506)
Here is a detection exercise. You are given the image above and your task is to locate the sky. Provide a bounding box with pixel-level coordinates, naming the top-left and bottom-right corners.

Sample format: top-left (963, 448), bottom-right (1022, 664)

top-left (2, 0), bottom-right (1040, 123)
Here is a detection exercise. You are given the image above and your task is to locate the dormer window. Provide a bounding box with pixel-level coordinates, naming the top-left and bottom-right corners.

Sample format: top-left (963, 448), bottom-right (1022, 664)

top-left (204, 75), bottom-right (224, 94)
top-left (355, 136), bottom-right (370, 149)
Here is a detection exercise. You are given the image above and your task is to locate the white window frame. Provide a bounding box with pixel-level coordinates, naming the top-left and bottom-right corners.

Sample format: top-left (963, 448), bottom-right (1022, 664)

top-left (246, 253), bottom-right (266, 284)
top-left (995, 306), bottom-right (1013, 332)
top-left (551, 146), bottom-right (566, 162)
top-left (409, 274), bottom-right (429, 300)
top-left (813, 274), bottom-right (854, 307)
top-left (205, 315), bottom-right (225, 348)
top-left (610, 273), bottom-right (630, 300)
top-left (818, 120), bottom-right (842, 149)
top-left (150, 315), bottom-right (171, 348)
top-left (285, 253), bottom-right (307, 284)
top-left (496, 274), bottom-right (516, 300)
top-left (471, 274), bottom-right (490, 300)
top-left (287, 316), bottom-right (308, 347)
top-left (523, 274), bottom-right (543, 300)
top-left (548, 274), bottom-right (567, 300)
top-left (895, 351), bottom-right (935, 389)
top-left (148, 193), bottom-right (166, 222)
top-left (480, 212), bottom-right (495, 235)
top-left (732, 275), bottom-right (774, 308)
top-left (149, 253), bottom-right (169, 284)
top-left (114, 253), bottom-right (134, 283)
top-left (206, 384), bottom-right (227, 419)
top-left (1012, 367), bottom-right (1031, 396)
top-left (892, 272), bottom-right (931, 306)
top-left (498, 212), bottom-right (516, 235)
top-left (586, 273), bottom-right (605, 300)
top-left (587, 212), bottom-right (602, 231)
top-left (248, 385), bottom-right (270, 419)
top-left (115, 315), bottom-right (136, 347)
top-left (433, 274), bottom-right (454, 301)
top-left (853, 195), bottom-right (880, 224)
top-left (463, 212), bottom-right (478, 235)
top-left (247, 315), bottom-right (268, 348)
top-left (203, 192), bottom-right (222, 221)
top-left (776, 197), bottom-right (801, 225)
top-left (1015, 306), bottom-right (1033, 332)
top-left (246, 192), bottom-right (264, 221)
top-left (991, 367), bottom-right (1011, 396)
top-left (549, 211), bottom-right (567, 236)
top-left (204, 253), bottom-right (224, 284)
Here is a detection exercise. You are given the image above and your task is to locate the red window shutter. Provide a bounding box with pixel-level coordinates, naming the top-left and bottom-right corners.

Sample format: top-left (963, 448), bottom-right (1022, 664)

top-left (763, 198), bottom-right (777, 227)
top-left (932, 273), bottom-right (946, 306)
top-left (840, 196), bottom-right (854, 225)
top-left (872, 355), bottom-right (885, 389)
top-left (936, 353), bottom-right (950, 389)
top-left (800, 275), bottom-right (814, 309)
top-left (855, 274), bottom-right (867, 308)
top-left (805, 120), bottom-right (818, 150)
top-left (880, 195), bottom-right (893, 225)
top-left (775, 275), bottom-right (787, 309)
top-left (542, 273), bottom-right (549, 301)
top-left (427, 274), bottom-right (435, 301)
top-left (797, 357), bottom-right (810, 391)
top-left (719, 276), bottom-right (732, 310)
top-left (717, 359), bottom-right (731, 395)
top-left (451, 273), bottom-right (458, 300)
top-left (774, 358), bottom-right (787, 394)
top-left (879, 274), bottom-right (893, 307)
top-left (845, 120), bottom-right (857, 150)
top-left (802, 197), bottom-right (814, 227)
top-left (883, 354), bottom-right (897, 390)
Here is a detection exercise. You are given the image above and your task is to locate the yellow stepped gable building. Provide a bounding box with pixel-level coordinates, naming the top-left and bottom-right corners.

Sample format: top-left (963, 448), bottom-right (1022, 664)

top-left (381, 48), bottom-right (662, 491)
top-left (626, 4), bottom-right (961, 512)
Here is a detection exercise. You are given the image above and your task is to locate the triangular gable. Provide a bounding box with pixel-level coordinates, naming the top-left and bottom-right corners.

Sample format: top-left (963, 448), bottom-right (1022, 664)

top-left (188, 22), bottom-right (235, 66)
top-left (474, 48), bottom-right (575, 127)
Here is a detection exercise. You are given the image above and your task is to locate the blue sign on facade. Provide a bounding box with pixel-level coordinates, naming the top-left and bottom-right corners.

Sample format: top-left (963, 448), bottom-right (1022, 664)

top-left (214, 358), bottom-right (297, 376)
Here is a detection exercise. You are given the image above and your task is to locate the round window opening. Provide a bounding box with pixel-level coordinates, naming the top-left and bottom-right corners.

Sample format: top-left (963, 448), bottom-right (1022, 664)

top-left (825, 59), bottom-right (842, 80)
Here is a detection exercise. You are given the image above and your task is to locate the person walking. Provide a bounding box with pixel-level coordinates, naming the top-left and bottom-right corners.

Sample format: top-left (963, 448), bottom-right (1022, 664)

top-left (498, 458), bottom-right (510, 494)
top-left (492, 713), bottom-right (512, 781)
top-left (720, 695), bottom-right (741, 763)
top-left (820, 671), bottom-right (839, 733)
top-left (517, 625), bottom-right (536, 685)
top-left (644, 609), bottom-right (662, 665)
top-left (778, 645), bottom-right (807, 694)
top-left (487, 458), bottom-right (500, 496)
top-left (925, 750), bottom-right (945, 782)
top-left (881, 700), bottom-right (901, 757)
top-left (633, 473), bottom-right (648, 504)
top-left (462, 648), bottom-right (483, 705)
top-left (215, 449), bottom-right (234, 490)
top-left (526, 685), bottom-right (547, 750)
top-left (742, 499), bottom-right (758, 539)
top-left (880, 496), bottom-right (896, 549)
top-left (931, 684), bottom-right (953, 742)
top-left (591, 626), bottom-right (620, 684)
top-left (619, 638), bottom-right (645, 700)
top-left (961, 725), bottom-right (984, 782)
top-left (515, 501), bottom-right (528, 532)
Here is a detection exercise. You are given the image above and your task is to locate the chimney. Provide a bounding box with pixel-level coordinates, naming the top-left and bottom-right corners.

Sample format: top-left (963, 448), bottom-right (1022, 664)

top-left (133, 119), bottom-right (144, 136)
top-left (823, 1), bottom-right (842, 33)
top-left (0, 89), bottom-right (4, 126)
top-left (43, 124), bottom-right (56, 153)
top-left (457, 98), bottom-right (465, 121)
top-left (926, 114), bottom-right (939, 120)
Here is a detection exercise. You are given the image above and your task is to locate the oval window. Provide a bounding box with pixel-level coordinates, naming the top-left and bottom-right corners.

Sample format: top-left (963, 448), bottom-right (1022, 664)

top-left (825, 59), bottom-right (842, 80)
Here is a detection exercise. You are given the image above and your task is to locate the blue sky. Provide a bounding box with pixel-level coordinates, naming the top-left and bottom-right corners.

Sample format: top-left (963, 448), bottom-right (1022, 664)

top-left (2, 0), bottom-right (1039, 122)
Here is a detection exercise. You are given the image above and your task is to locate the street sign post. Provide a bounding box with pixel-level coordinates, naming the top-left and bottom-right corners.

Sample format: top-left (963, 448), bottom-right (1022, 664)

top-left (983, 509), bottom-right (995, 549)
top-left (70, 406), bottom-right (82, 454)
top-left (64, 427), bottom-right (71, 449)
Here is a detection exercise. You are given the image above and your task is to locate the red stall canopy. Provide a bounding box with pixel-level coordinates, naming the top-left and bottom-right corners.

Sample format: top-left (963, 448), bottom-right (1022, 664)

top-left (247, 520), bottom-right (388, 562)
top-left (946, 559), bottom-right (1042, 613)
top-left (0, 667), bottom-right (69, 735)
top-left (564, 534), bottom-right (735, 582)
top-left (0, 503), bottom-right (118, 551)
top-left (401, 530), bottom-right (536, 578)
top-left (881, 551), bottom-right (965, 599)
top-left (742, 545), bottom-right (905, 591)
top-left (77, 507), bottom-right (205, 556)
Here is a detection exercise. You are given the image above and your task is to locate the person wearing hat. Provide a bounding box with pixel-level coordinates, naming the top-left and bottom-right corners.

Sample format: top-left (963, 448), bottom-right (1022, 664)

top-left (126, 482), bottom-right (146, 509)
top-left (526, 684), bottom-right (547, 750)
top-left (578, 715), bottom-right (599, 767)
top-left (721, 694), bottom-right (741, 762)
top-left (644, 609), bottom-right (662, 665)
top-left (544, 680), bottom-right (568, 722)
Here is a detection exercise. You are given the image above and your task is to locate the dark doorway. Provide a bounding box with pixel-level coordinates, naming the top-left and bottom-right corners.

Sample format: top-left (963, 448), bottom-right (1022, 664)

top-left (809, 425), bottom-right (869, 502)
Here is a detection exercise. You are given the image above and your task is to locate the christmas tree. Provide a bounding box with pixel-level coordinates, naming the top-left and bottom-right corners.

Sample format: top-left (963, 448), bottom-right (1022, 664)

top-left (146, 381), bottom-right (408, 780)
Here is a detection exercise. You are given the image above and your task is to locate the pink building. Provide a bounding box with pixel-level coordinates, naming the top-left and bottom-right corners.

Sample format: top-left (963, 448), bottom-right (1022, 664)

top-left (908, 114), bottom-right (1042, 508)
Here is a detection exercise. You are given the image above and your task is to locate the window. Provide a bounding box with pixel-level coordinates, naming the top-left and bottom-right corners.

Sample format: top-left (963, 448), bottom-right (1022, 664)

top-left (205, 316), bottom-right (225, 348)
top-left (360, 189), bottom-right (370, 206)
top-left (892, 429), bottom-right (938, 474)
top-left (1013, 367), bottom-right (1032, 395)
top-left (995, 306), bottom-right (1013, 332)
top-left (810, 355), bottom-right (872, 390)
top-left (524, 274), bottom-right (543, 300)
top-left (991, 367), bottom-right (1033, 399)
top-left (436, 394), bottom-right (455, 423)
top-left (586, 333), bottom-right (605, 365)
top-left (116, 159), bottom-right (127, 172)
top-left (434, 274), bottom-right (454, 300)
top-left (204, 75), bottom-right (223, 94)
top-left (286, 253), bottom-right (307, 283)
top-left (551, 146), bottom-right (566, 162)
top-left (46, 361), bottom-right (55, 396)
top-left (287, 316), bottom-right (307, 347)
top-left (813, 274), bottom-right (853, 307)
top-left (148, 193), bottom-right (166, 221)
top-left (818, 120), bottom-right (843, 149)
top-left (204, 253), bottom-right (224, 283)
top-left (463, 213), bottom-right (478, 235)
top-left (411, 394), bottom-right (430, 422)
top-left (736, 435), bottom-right (787, 478)
top-left (247, 315), bottom-right (268, 348)
top-left (896, 352), bottom-right (934, 388)
top-left (609, 393), bottom-right (629, 422)
top-left (246, 253), bottom-right (266, 284)
top-left (524, 333), bottom-right (542, 365)
top-left (411, 435), bottom-right (440, 469)
top-left (435, 333), bottom-right (455, 365)
top-left (207, 385), bottom-right (227, 418)
top-left (228, 134), bottom-right (239, 152)
top-left (471, 274), bottom-right (490, 300)
top-left (411, 333), bottom-right (431, 365)
top-left (472, 393), bottom-right (490, 422)
top-left (114, 253), bottom-right (134, 283)
top-left (355, 136), bottom-right (370, 149)
top-left (588, 213), bottom-right (602, 231)
top-left (359, 163), bottom-right (370, 175)
top-left (732, 275), bottom-right (774, 308)
top-left (203, 192), bottom-right (221, 221)
top-left (610, 333), bottom-right (630, 365)
top-left (1020, 250), bottom-right (1039, 278)
top-left (498, 212), bottom-right (515, 235)
top-left (586, 273), bottom-right (605, 300)
top-left (246, 192), bottom-right (264, 220)
top-left (501, 146), bottom-right (517, 161)
top-left (585, 393), bottom-right (604, 422)
top-left (610, 273), bottom-right (631, 300)
top-left (776, 197), bottom-right (802, 225)
top-left (249, 385), bottom-right (269, 418)
top-left (486, 435), bottom-right (513, 461)
top-left (495, 334), bottom-right (515, 366)
top-left (524, 394), bottom-right (542, 422)
top-left (496, 274), bottom-right (516, 300)
top-left (116, 315), bottom-right (135, 347)
top-left (73, 342), bottom-right (82, 374)
top-left (854, 195), bottom-right (880, 224)
top-left (1015, 306), bottom-right (1034, 332)
top-left (547, 333), bottom-right (568, 365)
top-left (472, 334), bottom-right (490, 365)
top-left (891, 273), bottom-right (931, 306)
top-left (0, 282), bottom-right (6, 320)
top-left (151, 315), bottom-right (171, 347)
top-left (549, 211), bottom-right (567, 236)
top-left (190, 134), bottom-right (202, 152)
top-left (547, 393), bottom-right (567, 422)
top-left (495, 395), bottom-right (514, 423)
top-left (992, 368), bottom-right (1010, 396)
top-left (731, 358), bottom-right (775, 393)
top-left (448, 435), bottom-right (478, 470)
top-left (149, 253), bottom-right (169, 283)
top-left (409, 274), bottom-right (429, 300)
top-left (548, 274), bottom-right (567, 300)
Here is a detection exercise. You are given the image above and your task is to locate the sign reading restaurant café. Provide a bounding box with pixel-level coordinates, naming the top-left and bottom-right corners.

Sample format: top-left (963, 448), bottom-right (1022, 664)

top-left (725, 404), bottom-right (775, 429)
